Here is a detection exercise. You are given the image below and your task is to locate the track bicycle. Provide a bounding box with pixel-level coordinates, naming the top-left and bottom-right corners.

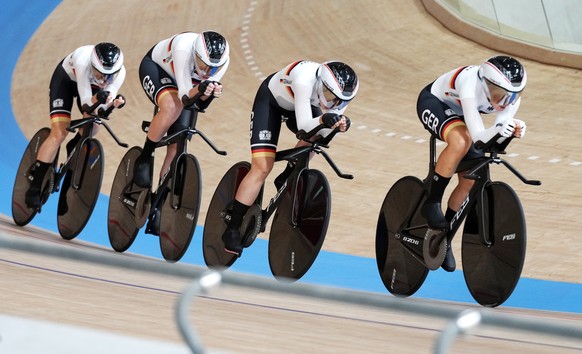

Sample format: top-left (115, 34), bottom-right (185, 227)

top-left (375, 134), bottom-right (541, 307)
top-left (107, 105), bottom-right (226, 262)
top-left (203, 124), bottom-right (353, 280)
top-left (12, 99), bottom-right (127, 240)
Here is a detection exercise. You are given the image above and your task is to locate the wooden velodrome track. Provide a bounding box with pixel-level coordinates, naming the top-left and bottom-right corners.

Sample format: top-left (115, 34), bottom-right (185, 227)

top-left (3, 0), bottom-right (582, 352)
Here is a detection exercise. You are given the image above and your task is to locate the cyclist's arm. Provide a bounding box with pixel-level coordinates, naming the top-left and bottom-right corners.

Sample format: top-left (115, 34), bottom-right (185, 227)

top-left (172, 41), bottom-right (195, 101)
top-left (461, 97), bottom-right (499, 144)
top-left (293, 83), bottom-right (321, 133)
top-left (101, 66), bottom-right (126, 109)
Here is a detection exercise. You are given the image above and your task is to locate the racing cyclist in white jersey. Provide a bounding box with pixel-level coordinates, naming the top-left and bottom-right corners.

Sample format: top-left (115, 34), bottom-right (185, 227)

top-left (133, 31), bottom-right (230, 189)
top-left (25, 42), bottom-right (126, 209)
top-left (416, 55), bottom-right (527, 272)
top-left (220, 60), bottom-right (359, 255)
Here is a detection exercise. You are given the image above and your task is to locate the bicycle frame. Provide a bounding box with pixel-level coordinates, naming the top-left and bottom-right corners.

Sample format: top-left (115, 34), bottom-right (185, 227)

top-left (424, 135), bottom-right (541, 245)
top-left (259, 125), bottom-right (353, 232)
top-left (142, 107), bottom-right (227, 215)
top-left (53, 104), bottom-right (127, 194)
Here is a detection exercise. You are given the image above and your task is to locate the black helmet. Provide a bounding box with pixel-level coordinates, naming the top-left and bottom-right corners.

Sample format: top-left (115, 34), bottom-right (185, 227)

top-left (479, 55), bottom-right (526, 93)
top-left (193, 31), bottom-right (229, 78)
top-left (91, 42), bottom-right (124, 75)
top-left (316, 61), bottom-right (359, 109)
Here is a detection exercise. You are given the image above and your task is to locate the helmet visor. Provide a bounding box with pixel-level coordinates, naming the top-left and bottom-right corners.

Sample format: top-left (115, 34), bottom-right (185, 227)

top-left (319, 83), bottom-right (347, 110)
top-left (485, 79), bottom-right (521, 107)
top-left (92, 66), bottom-right (117, 85)
top-left (195, 55), bottom-right (223, 79)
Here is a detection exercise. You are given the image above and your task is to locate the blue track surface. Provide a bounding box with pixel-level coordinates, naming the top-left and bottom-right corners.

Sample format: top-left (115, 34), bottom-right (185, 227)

top-left (1, 0), bottom-right (581, 314)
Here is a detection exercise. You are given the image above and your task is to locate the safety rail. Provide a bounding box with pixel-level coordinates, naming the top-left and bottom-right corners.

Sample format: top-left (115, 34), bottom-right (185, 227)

top-left (0, 232), bottom-right (581, 354)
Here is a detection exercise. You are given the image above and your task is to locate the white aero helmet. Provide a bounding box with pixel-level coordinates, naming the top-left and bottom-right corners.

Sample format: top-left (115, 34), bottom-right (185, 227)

top-left (91, 42), bottom-right (123, 84)
top-left (193, 31), bottom-right (229, 79)
top-left (478, 55), bottom-right (526, 106)
top-left (316, 61), bottom-right (359, 110)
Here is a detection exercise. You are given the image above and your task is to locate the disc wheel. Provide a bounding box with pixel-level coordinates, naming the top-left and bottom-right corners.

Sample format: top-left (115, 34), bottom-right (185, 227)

top-left (268, 169), bottom-right (331, 281)
top-left (57, 139), bottom-right (104, 240)
top-left (375, 176), bottom-right (429, 297)
top-left (159, 154), bottom-right (201, 262)
top-left (11, 128), bottom-right (51, 226)
top-left (462, 181), bottom-right (526, 307)
top-left (202, 161), bottom-right (263, 268)
top-left (107, 147), bottom-right (145, 252)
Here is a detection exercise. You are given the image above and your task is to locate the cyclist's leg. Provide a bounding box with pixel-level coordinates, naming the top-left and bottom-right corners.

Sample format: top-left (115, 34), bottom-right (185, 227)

top-left (273, 106), bottom-right (321, 189)
top-left (134, 52), bottom-right (181, 188)
top-left (416, 84), bottom-right (470, 229)
top-left (440, 146), bottom-right (482, 271)
top-left (27, 66), bottom-right (76, 208)
top-left (221, 74), bottom-right (281, 254)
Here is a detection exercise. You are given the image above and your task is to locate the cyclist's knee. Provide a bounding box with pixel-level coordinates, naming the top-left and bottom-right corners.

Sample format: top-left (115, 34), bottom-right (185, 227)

top-left (157, 94), bottom-right (182, 121)
top-left (49, 128), bottom-right (68, 144)
top-left (446, 131), bottom-right (472, 156)
top-left (250, 159), bottom-right (274, 181)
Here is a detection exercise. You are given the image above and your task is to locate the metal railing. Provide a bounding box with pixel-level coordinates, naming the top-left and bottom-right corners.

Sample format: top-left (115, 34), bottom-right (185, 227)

top-left (1, 232), bottom-right (581, 354)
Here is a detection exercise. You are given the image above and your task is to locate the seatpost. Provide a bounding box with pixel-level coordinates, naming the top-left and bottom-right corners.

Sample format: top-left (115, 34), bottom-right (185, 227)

top-left (186, 108), bottom-right (198, 130)
top-left (429, 135), bottom-right (438, 172)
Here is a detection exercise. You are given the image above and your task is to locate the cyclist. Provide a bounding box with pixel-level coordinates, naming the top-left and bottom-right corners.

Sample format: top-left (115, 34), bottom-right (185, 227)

top-left (25, 42), bottom-right (126, 209)
top-left (220, 60), bottom-right (359, 255)
top-left (133, 31), bottom-right (230, 188)
top-left (417, 55), bottom-right (527, 272)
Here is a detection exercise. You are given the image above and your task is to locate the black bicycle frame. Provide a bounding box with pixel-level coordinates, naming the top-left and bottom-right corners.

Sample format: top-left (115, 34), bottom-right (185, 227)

top-left (56, 103), bottom-right (126, 192)
top-left (260, 126), bottom-right (353, 230)
top-left (423, 134), bottom-right (541, 245)
top-left (143, 107), bottom-right (226, 212)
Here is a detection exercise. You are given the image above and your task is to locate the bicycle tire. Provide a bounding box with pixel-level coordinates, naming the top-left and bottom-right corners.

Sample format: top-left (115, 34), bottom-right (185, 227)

top-left (202, 161), bottom-right (252, 268)
top-left (268, 169), bottom-right (331, 280)
top-left (107, 146), bottom-right (144, 252)
top-left (57, 138), bottom-right (104, 240)
top-left (159, 154), bottom-right (202, 262)
top-left (375, 176), bottom-right (429, 297)
top-left (11, 128), bottom-right (51, 226)
top-left (462, 181), bottom-right (526, 307)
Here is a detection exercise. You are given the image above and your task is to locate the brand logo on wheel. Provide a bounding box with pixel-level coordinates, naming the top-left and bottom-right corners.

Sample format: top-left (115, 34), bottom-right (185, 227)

top-left (122, 197), bottom-right (135, 207)
top-left (402, 236), bottom-right (419, 245)
top-left (502, 233), bottom-right (516, 241)
top-left (186, 213), bottom-right (194, 220)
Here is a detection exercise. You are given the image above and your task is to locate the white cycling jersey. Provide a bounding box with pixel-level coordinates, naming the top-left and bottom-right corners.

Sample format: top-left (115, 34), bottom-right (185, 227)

top-left (430, 65), bottom-right (521, 143)
top-left (268, 60), bottom-right (347, 136)
top-left (61, 45), bottom-right (126, 109)
top-left (151, 32), bottom-right (229, 100)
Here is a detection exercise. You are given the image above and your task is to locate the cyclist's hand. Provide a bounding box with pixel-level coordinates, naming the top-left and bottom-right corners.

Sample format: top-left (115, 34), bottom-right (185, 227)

top-left (212, 81), bottom-right (223, 98)
top-left (197, 80), bottom-right (214, 96)
top-left (496, 118), bottom-right (515, 138)
top-left (322, 112), bottom-right (341, 129)
top-left (513, 119), bottom-right (526, 138)
top-left (341, 115), bottom-right (351, 132)
top-left (96, 90), bottom-right (111, 104)
top-left (113, 94), bottom-right (126, 109)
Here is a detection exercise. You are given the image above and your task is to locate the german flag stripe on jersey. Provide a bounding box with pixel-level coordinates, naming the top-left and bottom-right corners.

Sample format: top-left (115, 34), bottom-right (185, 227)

top-left (448, 66), bottom-right (467, 90)
top-left (156, 87), bottom-right (178, 105)
top-left (251, 147), bottom-right (276, 158)
top-left (167, 35), bottom-right (177, 75)
top-left (441, 119), bottom-right (465, 142)
top-left (282, 61), bottom-right (303, 98)
top-left (50, 113), bottom-right (71, 122)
